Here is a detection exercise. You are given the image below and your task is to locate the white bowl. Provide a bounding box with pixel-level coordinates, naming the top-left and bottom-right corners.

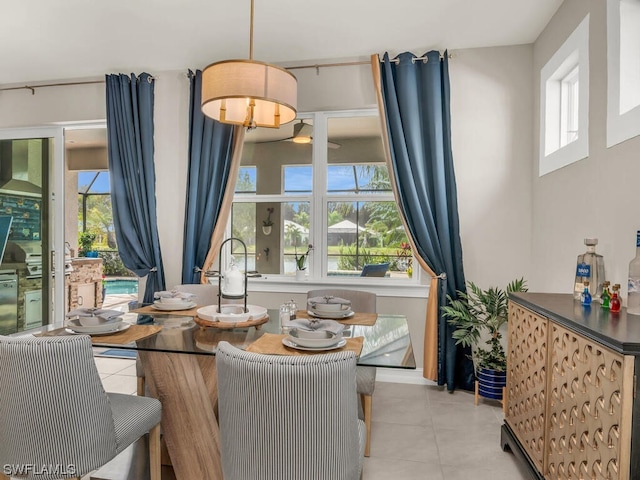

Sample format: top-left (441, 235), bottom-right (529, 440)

top-left (160, 296), bottom-right (185, 304)
top-left (311, 302), bottom-right (350, 313)
top-left (78, 315), bottom-right (121, 327)
top-left (67, 318), bottom-right (124, 334)
top-left (288, 328), bottom-right (341, 348)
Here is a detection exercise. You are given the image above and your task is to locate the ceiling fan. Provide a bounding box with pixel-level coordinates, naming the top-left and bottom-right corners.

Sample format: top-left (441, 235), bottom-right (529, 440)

top-left (255, 120), bottom-right (341, 149)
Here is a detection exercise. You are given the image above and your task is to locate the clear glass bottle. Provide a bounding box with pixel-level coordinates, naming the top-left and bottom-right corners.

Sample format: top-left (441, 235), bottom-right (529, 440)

top-left (601, 281), bottom-right (611, 309)
top-left (610, 284), bottom-right (622, 313)
top-left (581, 281), bottom-right (592, 306)
top-left (627, 230), bottom-right (640, 315)
top-left (288, 299), bottom-right (298, 320)
top-left (574, 238), bottom-right (605, 301)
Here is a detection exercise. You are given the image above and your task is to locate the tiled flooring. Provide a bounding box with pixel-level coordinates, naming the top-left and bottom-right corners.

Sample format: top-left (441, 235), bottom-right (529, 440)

top-left (92, 355), bottom-right (529, 480)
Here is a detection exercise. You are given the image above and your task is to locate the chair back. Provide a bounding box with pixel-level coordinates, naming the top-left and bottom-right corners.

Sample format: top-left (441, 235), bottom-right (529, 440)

top-left (0, 335), bottom-right (117, 479)
top-left (173, 283), bottom-right (218, 306)
top-left (216, 341), bottom-right (362, 480)
top-left (360, 262), bottom-right (389, 277)
top-left (307, 289), bottom-right (376, 313)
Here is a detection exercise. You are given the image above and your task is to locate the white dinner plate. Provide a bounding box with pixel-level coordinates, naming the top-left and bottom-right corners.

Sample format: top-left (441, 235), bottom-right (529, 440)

top-left (66, 322), bottom-right (131, 336)
top-left (307, 309), bottom-right (355, 320)
top-left (66, 318), bottom-right (124, 334)
top-left (282, 337), bottom-right (347, 351)
top-left (151, 301), bottom-right (196, 311)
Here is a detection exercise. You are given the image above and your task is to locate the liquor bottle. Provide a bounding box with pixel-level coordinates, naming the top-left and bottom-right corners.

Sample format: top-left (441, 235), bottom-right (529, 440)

top-left (601, 281), bottom-right (611, 309)
top-left (627, 230), bottom-right (640, 315)
top-left (574, 238), bottom-right (606, 301)
top-left (581, 281), bottom-right (592, 306)
top-left (610, 284), bottom-right (621, 313)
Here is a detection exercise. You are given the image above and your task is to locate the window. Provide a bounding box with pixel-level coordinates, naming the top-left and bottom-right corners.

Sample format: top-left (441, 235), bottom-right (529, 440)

top-left (607, 0), bottom-right (640, 147)
top-left (233, 111), bottom-right (413, 283)
top-left (539, 15), bottom-right (589, 176)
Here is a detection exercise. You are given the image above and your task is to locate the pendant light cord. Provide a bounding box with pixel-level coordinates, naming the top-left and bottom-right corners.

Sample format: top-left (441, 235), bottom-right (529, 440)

top-left (249, 0), bottom-right (254, 61)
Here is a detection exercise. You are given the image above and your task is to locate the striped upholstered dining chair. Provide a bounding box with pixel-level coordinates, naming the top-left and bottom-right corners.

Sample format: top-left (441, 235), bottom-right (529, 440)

top-left (307, 288), bottom-right (377, 457)
top-left (0, 335), bottom-right (161, 480)
top-left (216, 341), bottom-right (365, 480)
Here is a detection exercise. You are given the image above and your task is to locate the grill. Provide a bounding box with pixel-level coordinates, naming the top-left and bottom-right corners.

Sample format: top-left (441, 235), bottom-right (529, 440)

top-left (3, 241), bottom-right (42, 279)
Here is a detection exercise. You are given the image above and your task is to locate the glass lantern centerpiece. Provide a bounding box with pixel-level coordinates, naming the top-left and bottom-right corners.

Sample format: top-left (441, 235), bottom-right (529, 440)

top-left (210, 237), bottom-right (263, 314)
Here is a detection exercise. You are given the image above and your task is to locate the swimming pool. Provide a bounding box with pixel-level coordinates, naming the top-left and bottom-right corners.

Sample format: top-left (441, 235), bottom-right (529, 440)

top-left (104, 279), bottom-right (139, 295)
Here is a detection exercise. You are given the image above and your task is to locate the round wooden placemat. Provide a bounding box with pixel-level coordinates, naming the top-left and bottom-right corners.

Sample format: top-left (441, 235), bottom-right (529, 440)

top-left (194, 314), bottom-right (269, 330)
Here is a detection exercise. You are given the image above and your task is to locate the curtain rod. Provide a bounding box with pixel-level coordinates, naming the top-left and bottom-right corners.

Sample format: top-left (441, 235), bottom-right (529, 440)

top-left (0, 79), bottom-right (104, 95)
top-left (0, 74), bottom-right (153, 95)
top-left (283, 52), bottom-right (452, 72)
top-left (1, 53), bottom-right (453, 93)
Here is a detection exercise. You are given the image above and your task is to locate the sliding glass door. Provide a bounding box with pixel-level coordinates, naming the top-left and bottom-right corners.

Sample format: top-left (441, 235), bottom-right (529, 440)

top-left (0, 127), bottom-right (64, 332)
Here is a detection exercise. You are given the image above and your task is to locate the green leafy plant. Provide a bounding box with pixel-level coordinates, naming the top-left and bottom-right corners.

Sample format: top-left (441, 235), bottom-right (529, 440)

top-left (262, 207), bottom-right (274, 227)
top-left (78, 231), bottom-right (97, 256)
top-left (442, 278), bottom-right (527, 372)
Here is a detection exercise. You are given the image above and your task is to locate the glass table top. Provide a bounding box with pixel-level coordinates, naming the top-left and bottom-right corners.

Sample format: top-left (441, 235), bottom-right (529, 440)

top-left (32, 308), bottom-right (416, 370)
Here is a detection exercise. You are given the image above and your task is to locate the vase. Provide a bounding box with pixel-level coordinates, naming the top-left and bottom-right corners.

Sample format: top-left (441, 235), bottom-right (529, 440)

top-left (295, 270), bottom-right (307, 281)
top-left (262, 225), bottom-right (272, 236)
top-left (477, 367), bottom-right (506, 400)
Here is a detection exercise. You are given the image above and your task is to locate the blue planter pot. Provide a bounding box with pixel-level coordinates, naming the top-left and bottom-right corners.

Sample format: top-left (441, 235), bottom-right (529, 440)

top-left (477, 368), bottom-right (506, 400)
top-left (85, 251), bottom-right (99, 258)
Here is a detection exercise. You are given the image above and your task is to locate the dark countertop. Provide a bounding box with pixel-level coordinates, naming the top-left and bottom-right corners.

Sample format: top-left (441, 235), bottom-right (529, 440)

top-left (509, 292), bottom-right (640, 355)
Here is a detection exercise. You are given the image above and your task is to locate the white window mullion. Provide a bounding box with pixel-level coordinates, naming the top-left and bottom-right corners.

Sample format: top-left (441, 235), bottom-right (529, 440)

top-left (311, 112), bottom-right (328, 280)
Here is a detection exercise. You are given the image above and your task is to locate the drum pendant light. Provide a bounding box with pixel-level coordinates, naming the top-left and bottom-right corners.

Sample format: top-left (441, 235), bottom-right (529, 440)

top-left (201, 0), bottom-right (297, 129)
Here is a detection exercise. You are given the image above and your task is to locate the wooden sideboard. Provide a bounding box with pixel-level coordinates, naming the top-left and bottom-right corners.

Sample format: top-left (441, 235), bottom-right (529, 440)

top-left (503, 293), bottom-right (639, 480)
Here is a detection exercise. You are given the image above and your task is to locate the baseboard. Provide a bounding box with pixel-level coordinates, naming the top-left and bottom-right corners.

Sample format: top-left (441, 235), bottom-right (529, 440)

top-left (375, 367), bottom-right (437, 385)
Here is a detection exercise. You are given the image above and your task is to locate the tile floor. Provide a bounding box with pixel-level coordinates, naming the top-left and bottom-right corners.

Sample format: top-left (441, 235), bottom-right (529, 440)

top-left (92, 354), bottom-right (530, 480)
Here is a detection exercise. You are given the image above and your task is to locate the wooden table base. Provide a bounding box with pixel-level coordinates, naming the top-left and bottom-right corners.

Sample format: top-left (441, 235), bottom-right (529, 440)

top-left (139, 351), bottom-right (223, 480)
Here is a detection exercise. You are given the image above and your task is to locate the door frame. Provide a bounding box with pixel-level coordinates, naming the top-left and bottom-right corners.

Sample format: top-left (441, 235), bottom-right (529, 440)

top-left (0, 126), bottom-right (65, 326)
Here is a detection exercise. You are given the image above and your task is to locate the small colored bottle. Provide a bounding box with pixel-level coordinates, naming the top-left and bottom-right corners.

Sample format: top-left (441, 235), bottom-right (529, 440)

top-left (601, 281), bottom-right (611, 309)
top-left (610, 284), bottom-right (622, 313)
top-left (581, 281), bottom-right (592, 306)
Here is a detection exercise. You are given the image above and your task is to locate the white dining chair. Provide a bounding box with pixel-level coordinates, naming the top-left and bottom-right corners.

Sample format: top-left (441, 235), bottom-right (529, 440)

top-left (172, 283), bottom-right (219, 306)
top-left (216, 341), bottom-right (365, 479)
top-left (307, 288), bottom-right (377, 457)
top-left (0, 335), bottom-right (161, 480)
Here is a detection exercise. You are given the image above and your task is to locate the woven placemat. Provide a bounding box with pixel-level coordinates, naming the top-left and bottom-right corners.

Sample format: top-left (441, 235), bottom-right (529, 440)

top-left (246, 333), bottom-right (364, 357)
top-left (295, 310), bottom-right (378, 326)
top-left (36, 324), bottom-right (163, 345)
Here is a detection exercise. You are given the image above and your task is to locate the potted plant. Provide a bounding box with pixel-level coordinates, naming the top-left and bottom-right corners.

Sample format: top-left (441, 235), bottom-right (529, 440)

top-left (262, 207), bottom-right (274, 235)
top-left (78, 231), bottom-right (98, 258)
top-left (442, 278), bottom-right (527, 402)
top-left (294, 244), bottom-right (313, 281)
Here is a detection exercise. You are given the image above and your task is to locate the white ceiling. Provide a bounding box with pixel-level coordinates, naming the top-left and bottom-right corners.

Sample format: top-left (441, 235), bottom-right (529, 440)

top-left (0, 0), bottom-right (563, 86)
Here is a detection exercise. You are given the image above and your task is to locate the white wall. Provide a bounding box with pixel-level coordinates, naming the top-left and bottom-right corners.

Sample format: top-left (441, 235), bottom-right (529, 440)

top-left (532, 0), bottom-right (640, 295)
top-left (0, 51), bottom-right (534, 370)
top-left (450, 46), bottom-right (534, 290)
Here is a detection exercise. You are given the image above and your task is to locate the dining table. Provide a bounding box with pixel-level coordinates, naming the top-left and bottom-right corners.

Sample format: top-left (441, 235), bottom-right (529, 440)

top-left (36, 304), bottom-right (416, 480)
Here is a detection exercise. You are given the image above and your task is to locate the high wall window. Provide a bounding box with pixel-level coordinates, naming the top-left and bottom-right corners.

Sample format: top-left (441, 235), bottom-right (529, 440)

top-left (231, 111), bottom-right (414, 282)
top-left (607, 0), bottom-right (640, 147)
top-left (539, 15), bottom-right (590, 176)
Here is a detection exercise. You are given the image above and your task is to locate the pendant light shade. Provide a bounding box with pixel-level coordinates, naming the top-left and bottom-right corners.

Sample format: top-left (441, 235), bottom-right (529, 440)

top-left (202, 60), bottom-right (297, 128)
top-left (201, 0), bottom-right (297, 129)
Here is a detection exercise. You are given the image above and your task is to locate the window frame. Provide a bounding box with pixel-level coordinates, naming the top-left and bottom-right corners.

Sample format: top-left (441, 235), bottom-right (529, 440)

top-left (606, 0), bottom-right (640, 147)
top-left (539, 14), bottom-right (590, 176)
top-left (229, 109), bottom-right (425, 293)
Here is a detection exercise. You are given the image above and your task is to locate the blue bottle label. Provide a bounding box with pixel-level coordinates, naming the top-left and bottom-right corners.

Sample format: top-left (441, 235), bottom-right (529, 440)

top-left (576, 263), bottom-right (591, 278)
top-left (636, 230), bottom-right (640, 247)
